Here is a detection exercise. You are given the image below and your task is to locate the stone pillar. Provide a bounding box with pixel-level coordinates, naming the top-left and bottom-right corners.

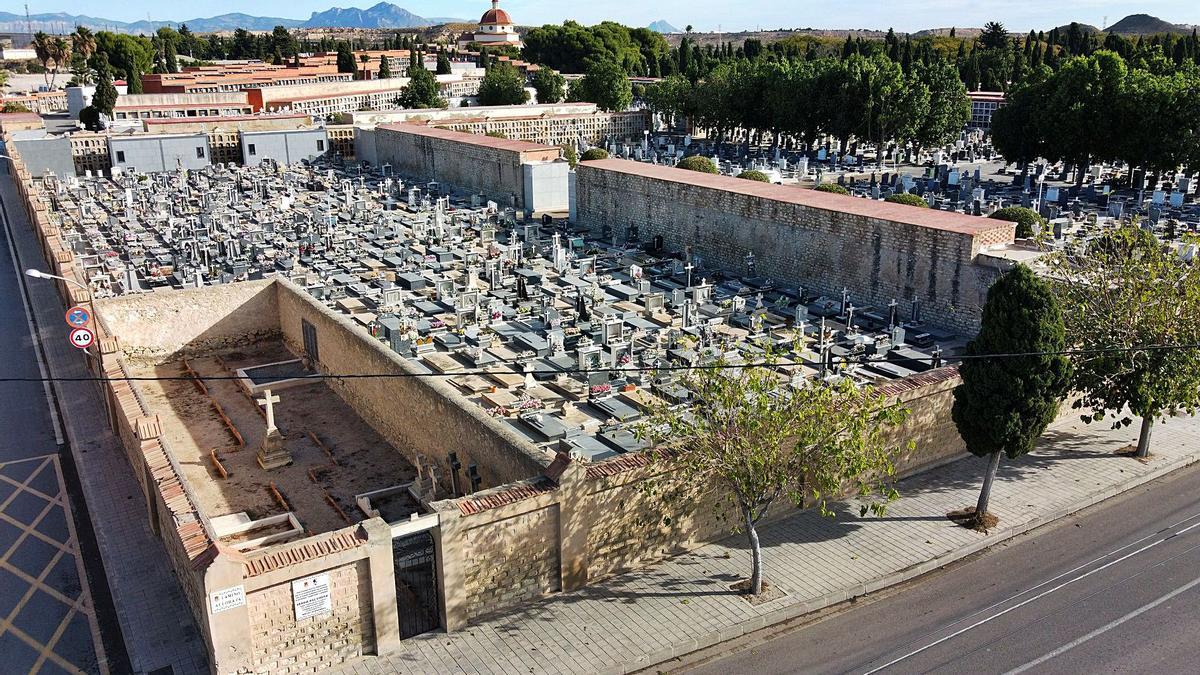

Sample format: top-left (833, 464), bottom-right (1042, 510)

top-left (201, 546), bottom-right (254, 674)
top-left (358, 518), bottom-right (401, 656)
top-left (433, 506), bottom-right (468, 631)
top-left (556, 458), bottom-right (589, 591)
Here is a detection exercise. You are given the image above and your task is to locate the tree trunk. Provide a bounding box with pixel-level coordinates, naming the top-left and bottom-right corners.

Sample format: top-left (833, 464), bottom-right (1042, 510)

top-left (745, 507), bottom-right (764, 595)
top-left (974, 451), bottom-right (1002, 524)
top-left (1136, 416), bottom-right (1155, 458)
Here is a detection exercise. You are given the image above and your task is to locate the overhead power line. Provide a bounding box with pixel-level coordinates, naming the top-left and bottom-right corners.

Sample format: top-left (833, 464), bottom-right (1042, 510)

top-left (1, 342), bottom-right (1197, 384)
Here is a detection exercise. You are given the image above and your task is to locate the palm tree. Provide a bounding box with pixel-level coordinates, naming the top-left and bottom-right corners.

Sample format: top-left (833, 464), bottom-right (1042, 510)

top-left (49, 36), bottom-right (72, 89)
top-left (71, 27), bottom-right (97, 85)
top-left (33, 32), bottom-right (53, 88)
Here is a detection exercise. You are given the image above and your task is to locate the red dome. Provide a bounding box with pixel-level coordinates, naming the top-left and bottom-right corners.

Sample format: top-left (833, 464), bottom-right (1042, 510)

top-left (480, 2), bottom-right (513, 25)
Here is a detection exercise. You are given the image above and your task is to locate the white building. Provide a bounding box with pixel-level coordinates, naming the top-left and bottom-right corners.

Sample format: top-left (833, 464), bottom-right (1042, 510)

top-left (457, 0), bottom-right (523, 50)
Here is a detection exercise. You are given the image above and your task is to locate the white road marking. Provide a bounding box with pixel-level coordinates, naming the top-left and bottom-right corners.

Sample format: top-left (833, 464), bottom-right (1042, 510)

top-left (1004, 573), bottom-right (1200, 674)
top-left (862, 512), bottom-right (1200, 674)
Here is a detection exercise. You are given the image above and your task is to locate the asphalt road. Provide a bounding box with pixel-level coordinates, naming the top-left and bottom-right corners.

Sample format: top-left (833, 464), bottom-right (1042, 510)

top-left (685, 461), bottom-right (1200, 675)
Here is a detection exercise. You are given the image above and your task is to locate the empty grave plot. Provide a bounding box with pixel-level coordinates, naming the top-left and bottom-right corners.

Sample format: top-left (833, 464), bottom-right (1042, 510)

top-left (129, 342), bottom-right (418, 538)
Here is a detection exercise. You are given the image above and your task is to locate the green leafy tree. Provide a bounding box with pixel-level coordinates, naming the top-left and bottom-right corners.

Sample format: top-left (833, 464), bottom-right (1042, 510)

top-left (436, 53), bottom-right (452, 75)
top-left (814, 183), bottom-right (850, 195)
top-left (639, 354), bottom-right (908, 595)
top-left (914, 59), bottom-right (971, 149)
top-left (677, 155), bottom-right (718, 173)
top-left (738, 170), bottom-right (770, 182)
top-left (884, 193), bottom-right (929, 207)
top-left (91, 64), bottom-right (118, 117)
top-left (580, 148), bottom-right (609, 161)
top-left (952, 265), bottom-right (1071, 528)
top-left (572, 59), bottom-right (633, 112)
top-left (643, 74), bottom-right (696, 130)
top-left (378, 55), bottom-right (391, 79)
top-left (398, 65), bottom-right (447, 109)
top-left (561, 144), bottom-right (578, 168)
top-left (477, 63), bottom-right (530, 106)
top-left (531, 66), bottom-right (566, 104)
top-left (1048, 225), bottom-right (1200, 458)
top-left (988, 207), bottom-right (1045, 238)
top-left (336, 43), bottom-right (356, 73)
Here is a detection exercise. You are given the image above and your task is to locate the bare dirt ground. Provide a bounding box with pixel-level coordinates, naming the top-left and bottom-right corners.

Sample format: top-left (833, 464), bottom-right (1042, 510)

top-left (131, 342), bottom-right (418, 536)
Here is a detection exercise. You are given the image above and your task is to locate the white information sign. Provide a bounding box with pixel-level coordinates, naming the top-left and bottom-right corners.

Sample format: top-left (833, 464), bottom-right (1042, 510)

top-left (292, 573), bottom-right (332, 621)
top-left (209, 585), bottom-right (246, 614)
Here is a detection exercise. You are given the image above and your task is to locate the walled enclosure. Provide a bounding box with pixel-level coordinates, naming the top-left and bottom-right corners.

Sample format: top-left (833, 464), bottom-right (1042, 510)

top-left (372, 123), bottom-right (562, 210)
top-left (575, 159), bottom-right (1017, 332)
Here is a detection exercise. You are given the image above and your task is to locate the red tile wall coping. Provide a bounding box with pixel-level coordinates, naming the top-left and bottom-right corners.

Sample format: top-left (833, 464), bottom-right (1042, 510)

top-left (379, 122), bottom-right (561, 154)
top-left (581, 158), bottom-right (1004, 237)
top-left (874, 364), bottom-right (961, 397)
top-left (242, 529), bottom-right (368, 578)
top-left (456, 477), bottom-right (557, 516)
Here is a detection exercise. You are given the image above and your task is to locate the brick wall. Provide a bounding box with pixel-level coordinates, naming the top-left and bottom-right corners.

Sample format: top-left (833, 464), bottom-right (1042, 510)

top-left (576, 159), bottom-right (1015, 333)
top-left (245, 560), bottom-right (375, 674)
top-left (461, 504), bottom-right (561, 622)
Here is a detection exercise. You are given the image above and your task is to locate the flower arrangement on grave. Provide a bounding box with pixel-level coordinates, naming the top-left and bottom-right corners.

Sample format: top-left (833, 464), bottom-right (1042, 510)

top-left (515, 397), bottom-right (543, 411)
top-left (590, 383), bottom-right (612, 396)
top-left (429, 318), bottom-right (445, 329)
top-left (618, 353), bottom-right (632, 365)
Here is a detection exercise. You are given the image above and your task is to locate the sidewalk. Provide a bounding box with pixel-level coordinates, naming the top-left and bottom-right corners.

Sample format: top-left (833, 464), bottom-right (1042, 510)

top-left (1, 175), bottom-right (209, 674)
top-left (337, 410), bottom-right (1200, 675)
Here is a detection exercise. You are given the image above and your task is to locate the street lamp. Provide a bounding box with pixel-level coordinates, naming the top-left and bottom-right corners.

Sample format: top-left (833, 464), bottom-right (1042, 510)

top-left (25, 268), bottom-right (89, 292)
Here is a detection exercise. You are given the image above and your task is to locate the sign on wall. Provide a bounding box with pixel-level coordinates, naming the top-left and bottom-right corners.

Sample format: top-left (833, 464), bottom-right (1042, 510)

top-left (292, 573), bottom-right (332, 621)
top-left (209, 585), bottom-right (246, 614)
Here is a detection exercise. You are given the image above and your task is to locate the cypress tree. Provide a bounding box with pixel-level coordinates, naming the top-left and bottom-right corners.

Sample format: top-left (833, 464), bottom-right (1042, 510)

top-left (952, 265), bottom-right (1071, 529)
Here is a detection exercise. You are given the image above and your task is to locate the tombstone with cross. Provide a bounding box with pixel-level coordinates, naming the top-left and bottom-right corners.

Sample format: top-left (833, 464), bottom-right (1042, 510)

top-left (256, 388), bottom-right (292, 470)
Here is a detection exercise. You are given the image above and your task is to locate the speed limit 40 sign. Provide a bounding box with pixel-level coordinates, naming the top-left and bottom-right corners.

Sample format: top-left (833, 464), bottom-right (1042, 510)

top-left (69, 327), bottom-right (95, 349)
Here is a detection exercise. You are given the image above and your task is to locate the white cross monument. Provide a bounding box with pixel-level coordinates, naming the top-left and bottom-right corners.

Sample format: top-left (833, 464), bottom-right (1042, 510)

top-left (256, 388), bottom-right (292, 470)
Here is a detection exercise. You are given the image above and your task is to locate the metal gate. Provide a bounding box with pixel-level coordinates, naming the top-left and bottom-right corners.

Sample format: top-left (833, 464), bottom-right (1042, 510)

top-left (393, 531), bottom-right (440, 639)
top-left (301, 318), bottom-right (319, 362)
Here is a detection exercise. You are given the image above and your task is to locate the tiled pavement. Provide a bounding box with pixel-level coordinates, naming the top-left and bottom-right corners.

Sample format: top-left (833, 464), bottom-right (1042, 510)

top-left (0, 455), bottom-right (106, 675)
top-left (2, 174), bottom-right (208, 674)
top-left (335, 410), bottom-right (1200, 675)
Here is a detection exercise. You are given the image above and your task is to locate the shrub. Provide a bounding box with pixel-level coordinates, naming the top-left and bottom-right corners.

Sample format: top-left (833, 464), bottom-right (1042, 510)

top-left (885, 192), bottom-right (930, 208)
top-left (814, 183), bottom-right (849, 195)
top-left (580, 148), bottom-right (609, 161)
top-left (737, 170), bottom-right (770, 182)
top-left (677, 156), bottom-right (718, 174)
top-left (989, 206), bottom-right (1047, 238)
top-left (562, 144), bottom-right (578, 168)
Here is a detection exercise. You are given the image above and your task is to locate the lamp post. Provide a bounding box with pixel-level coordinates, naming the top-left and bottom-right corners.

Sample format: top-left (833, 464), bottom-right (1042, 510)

top-left (25, 267), bottom-right (89, 293)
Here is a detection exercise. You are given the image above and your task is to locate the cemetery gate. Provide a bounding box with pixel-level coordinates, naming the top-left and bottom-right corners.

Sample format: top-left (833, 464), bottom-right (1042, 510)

top-left (392, 530), bottom-right (440, 639)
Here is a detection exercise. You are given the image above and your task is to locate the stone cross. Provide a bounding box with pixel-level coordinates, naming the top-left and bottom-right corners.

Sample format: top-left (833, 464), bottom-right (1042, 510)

top-left (258, 389), bottom-right (280, 433)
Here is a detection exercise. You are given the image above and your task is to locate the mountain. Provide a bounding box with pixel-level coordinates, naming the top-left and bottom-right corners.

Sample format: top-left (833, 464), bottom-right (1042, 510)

top-left (302, 3), bottom-right (431, 28)
top-left (648, 20), bottom-right (680, 34)
top-left (0, 4), bottom-right (454, 34)
top-left (1106, 13), bottom-right (1190, 35)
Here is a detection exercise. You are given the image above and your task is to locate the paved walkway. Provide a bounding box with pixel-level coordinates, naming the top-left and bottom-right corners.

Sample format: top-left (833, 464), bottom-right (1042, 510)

top-left (336, 409), bottom-right (1200, 675)
top-left (1, 174), bottom-right (208, 674)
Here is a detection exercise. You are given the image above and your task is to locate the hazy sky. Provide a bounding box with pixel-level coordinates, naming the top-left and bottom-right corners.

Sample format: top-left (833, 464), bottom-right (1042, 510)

top-left (26, 1), bottom-right (1200, 33)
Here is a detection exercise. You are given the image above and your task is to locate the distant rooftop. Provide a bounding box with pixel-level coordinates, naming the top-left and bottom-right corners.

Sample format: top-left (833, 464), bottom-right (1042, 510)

top-left (378, 122), bottom-right (561, 154)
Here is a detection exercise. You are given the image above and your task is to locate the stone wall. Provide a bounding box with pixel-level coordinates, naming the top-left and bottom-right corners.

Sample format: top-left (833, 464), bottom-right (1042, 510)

top-left (96, 280), bottom-right (280, 361)
top-left (460, 502), bottom-right (562, 622)
top-left (372, 123), bottom-right (562, 210)
top-left (883, 366), bottom-right (969, 477)
top-left (576, 159), bottom-right (1016, 332)
top-left (274, 279), bottom-right (553, 490)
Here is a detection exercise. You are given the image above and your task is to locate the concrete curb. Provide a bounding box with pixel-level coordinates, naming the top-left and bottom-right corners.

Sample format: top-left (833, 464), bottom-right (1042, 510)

top-left (609, 449), bottom-right (1200, 675)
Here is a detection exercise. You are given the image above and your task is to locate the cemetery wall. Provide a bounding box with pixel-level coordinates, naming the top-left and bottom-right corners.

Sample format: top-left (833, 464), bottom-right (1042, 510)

top-left (372, 123), bottom-right (562, 210)
top-left (274, 278), bottom-right (554, 489)
top-left (882, 366), bottom-right (969, 476)
top-left (244, 558), bottom-right (376, 674)
top-left (459, 497), bottom-right (562, 622)
top-left (95, 279), bottom-right (280, 361)
top-left (575, 159), bottom-right (1016, 332)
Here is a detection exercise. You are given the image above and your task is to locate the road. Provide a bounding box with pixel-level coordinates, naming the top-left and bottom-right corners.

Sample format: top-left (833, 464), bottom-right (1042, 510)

top-left (0, 163), bottom-right (126, 672)
top-left (685, 461), bottom-right (1200, 675)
